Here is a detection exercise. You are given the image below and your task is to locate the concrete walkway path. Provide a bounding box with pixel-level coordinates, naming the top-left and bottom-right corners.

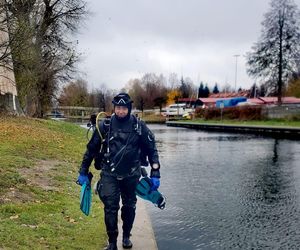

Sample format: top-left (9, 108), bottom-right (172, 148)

top-left (117, 199), bottom-right (158, 250)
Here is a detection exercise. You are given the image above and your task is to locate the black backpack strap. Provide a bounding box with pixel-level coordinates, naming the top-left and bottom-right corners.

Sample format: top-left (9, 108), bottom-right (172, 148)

top-left (100, 117), bottom-right (111, 135)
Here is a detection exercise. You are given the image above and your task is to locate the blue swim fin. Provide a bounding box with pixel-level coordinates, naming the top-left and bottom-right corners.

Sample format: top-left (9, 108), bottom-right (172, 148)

top-left (80, 182), bottom-right (91, 215)
top-left (80, 172), bottom-right (93, 216)
top-left (135, 177), bottom-right (166, 210)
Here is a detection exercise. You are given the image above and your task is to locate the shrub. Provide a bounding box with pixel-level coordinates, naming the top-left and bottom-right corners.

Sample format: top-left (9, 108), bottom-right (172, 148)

top-left (194, 106), bottom-right (262, 120)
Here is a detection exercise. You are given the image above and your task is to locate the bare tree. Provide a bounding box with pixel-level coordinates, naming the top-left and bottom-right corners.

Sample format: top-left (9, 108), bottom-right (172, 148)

top-left (0, 2), bottom-right (13, 71)
top-left (58, 79), bottom-right (88, 106)
top-left (88, 83), bottom-right (114, 112)
top-left (1, 0), bottom-right (87, 116)
top-left (247, 0), bottom-right (300, 104)
top-left (127, 78), bottom-right (145, 109)
top-left (126, 73), bottom-right (168, 109)
top-left (179, 76), bottom-right (195, 98)
top-left (168, 72), bottom-right (179, 89)
top-left (222, 83), bottom-right (233, 93)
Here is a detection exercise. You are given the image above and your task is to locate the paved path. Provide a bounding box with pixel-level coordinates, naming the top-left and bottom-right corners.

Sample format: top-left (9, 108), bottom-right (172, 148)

top-left (117, 199), bottom-right (158, 250)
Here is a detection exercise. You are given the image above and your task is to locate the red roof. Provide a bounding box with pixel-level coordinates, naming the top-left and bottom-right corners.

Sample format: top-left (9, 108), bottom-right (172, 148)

top-left (199, 98), bottom-right (230, 104)
top-left (179, 96), bottom-right (300, 105)
top-left (248, 98), bottom-right (265, 105)
top-left (210, 91), bottom-right (250, 98)
top-left (257, 97), bottom-right (300, 104)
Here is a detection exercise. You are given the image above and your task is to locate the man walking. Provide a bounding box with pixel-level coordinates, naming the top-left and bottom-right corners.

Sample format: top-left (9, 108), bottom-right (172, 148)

top-left (77, 93), bottom-right (161, 250)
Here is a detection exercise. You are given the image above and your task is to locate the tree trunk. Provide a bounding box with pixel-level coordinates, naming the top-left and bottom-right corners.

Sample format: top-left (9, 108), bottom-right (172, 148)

top-left (278, 11), bottom-right (284, 105)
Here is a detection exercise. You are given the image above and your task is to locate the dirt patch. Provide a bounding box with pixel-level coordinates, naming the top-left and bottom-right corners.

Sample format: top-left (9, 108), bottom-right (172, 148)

top-left (0, 187), bottom-right (34, 204)
top-left (0, 159), bottom-right (64, 204)
top-left (20, 159), bottom-right (63, 191)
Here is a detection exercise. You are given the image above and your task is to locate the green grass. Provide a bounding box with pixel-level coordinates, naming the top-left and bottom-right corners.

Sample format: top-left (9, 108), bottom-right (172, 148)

top-left (182, 118), bottom-right (300, 127)
top-left (0, 116), bottom-right (106, 249)
top-left (140, 113), bottom-right (166, 123)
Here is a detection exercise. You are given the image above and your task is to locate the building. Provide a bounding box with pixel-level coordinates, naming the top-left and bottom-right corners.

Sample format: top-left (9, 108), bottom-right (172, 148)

top-left (178, 96), bottom-right (300, 108)
top-left (0, 7), bottom-right (19, 113)
top-left (177, 98), bottom-right (203, 108)
top-left (248, 97), bottom-right (300, 105)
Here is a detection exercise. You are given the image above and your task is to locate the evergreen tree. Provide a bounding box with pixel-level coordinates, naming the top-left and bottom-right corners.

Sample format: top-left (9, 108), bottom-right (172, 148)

top-left (198, 82), bottom-right (204, 98)
top-left (246, 0), bottom-right (300, 104)
top-left (212, 83), bottom-right (219, 94)
top-left (203, 85), bottom-right (210, 97)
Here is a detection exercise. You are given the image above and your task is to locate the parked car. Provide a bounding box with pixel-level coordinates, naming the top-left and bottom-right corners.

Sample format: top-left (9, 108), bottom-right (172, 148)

top-left (182, 111), bottom-right (193, 120)
top-left (165, 104), bottom-right (193, 116)
top-left (46, 110), bottom-right (65, 119)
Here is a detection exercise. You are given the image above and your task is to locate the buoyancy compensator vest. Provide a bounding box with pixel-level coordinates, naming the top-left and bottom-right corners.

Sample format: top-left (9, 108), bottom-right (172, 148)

top-left (93, 113), bottom-right (143, 177)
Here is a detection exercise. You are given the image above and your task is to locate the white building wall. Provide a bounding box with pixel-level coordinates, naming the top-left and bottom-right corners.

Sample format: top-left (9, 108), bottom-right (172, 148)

top-left (0, 4), bottom-right (18, 111)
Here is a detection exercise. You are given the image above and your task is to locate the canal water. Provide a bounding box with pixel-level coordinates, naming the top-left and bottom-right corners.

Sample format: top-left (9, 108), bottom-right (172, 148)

top-left (146, 124), bottom-right (300, 250)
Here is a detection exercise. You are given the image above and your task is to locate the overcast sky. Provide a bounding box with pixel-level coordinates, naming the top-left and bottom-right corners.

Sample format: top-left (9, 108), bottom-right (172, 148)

top-left (75, 0), bottom-right (300, 91)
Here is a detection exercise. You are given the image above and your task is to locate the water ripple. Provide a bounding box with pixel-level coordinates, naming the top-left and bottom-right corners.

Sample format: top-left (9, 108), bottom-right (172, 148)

top-left (147, 125), bottom-right (300, 250)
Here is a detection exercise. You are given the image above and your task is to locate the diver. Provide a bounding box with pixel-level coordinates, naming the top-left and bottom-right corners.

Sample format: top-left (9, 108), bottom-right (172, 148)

top-left (77, 93), bottom-right (161, 250)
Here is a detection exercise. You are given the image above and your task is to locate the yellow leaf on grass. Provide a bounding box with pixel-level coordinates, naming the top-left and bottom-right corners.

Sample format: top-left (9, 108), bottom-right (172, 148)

top-left (10, 215), bottom-right (19, 220)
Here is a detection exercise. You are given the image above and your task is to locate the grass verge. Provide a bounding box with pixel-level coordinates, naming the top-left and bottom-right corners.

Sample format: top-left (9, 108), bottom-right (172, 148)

top-left (140, 113), bottom-right (166, 123)
top-left (0, 116), bottom-right (106, 249)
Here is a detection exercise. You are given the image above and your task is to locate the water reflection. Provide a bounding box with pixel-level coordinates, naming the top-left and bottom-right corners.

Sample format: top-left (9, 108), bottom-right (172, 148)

top-left (272, 139), bottom-right (279, 163)
top-left (235, 139), bottom-right (300, 249)
top-left (146, 125), bottom-right (300, 250)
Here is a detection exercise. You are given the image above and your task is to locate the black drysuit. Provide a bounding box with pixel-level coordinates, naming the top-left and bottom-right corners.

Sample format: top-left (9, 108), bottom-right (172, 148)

top-left (79, 114), bottom-right (160, 243)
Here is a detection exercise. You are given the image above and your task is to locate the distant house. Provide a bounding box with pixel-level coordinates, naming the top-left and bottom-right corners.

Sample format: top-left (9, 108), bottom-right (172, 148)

top-left (177, 98), bottom-right (203, 108)
top-left (248, 97), bottom-right (300, 105)
top-left (177, 96), bottom-right (300, 109)
top-left (0, 73), bottom-right (18, 114)
top-left (199, 98), bottom-right (219, 107)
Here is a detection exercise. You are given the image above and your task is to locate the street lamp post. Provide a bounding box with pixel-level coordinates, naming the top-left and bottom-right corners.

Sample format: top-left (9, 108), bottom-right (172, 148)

top-left (234, 54), bottom-right (240, 92)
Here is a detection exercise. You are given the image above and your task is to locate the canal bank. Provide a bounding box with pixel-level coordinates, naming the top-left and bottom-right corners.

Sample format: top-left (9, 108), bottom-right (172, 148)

top-left (166, 121), bottom-right (300, 139)
top-left (117, 199), bottom-right (158, 250)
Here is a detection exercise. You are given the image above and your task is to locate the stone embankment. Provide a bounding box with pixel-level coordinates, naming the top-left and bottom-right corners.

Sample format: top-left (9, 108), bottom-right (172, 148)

top-left (166, 121), bottom-right (300, 139)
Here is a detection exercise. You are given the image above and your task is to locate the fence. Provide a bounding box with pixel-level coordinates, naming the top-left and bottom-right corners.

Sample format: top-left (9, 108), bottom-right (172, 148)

top-left (56, 106), bottom-right (101, 119)
top-left (262, 105), bottom-right (300, 119)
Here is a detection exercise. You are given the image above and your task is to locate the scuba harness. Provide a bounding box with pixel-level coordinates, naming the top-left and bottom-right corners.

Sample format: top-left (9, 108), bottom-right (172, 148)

top-left (87, 112), bottom-right (141, 141)
top-left (87, 112), bottom-right (142, 174)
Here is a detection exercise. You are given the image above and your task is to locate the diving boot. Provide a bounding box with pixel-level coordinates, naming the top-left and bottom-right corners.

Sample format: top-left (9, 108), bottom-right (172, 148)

top-left (104, 242), bottom-right (118, 250)
top-left (122, 237), bottom-right (133, 249)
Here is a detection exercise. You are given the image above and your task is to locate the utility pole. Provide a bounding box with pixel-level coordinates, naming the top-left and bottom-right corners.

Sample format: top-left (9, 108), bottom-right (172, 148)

top-left (233, 54), bottom-right (240, 92)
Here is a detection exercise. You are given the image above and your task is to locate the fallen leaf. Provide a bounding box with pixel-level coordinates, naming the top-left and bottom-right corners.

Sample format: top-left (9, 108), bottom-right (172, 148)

top-left (28, 225), bottom-right (38, 229)
top-left (10, 215), bottom-right (19, 220)
top-left (69, 218), bottom-right (76, 223)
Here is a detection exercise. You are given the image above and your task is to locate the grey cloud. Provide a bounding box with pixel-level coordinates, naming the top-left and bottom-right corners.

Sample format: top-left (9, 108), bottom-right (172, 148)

top-left (77, 0), bottom-right (300, 90)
